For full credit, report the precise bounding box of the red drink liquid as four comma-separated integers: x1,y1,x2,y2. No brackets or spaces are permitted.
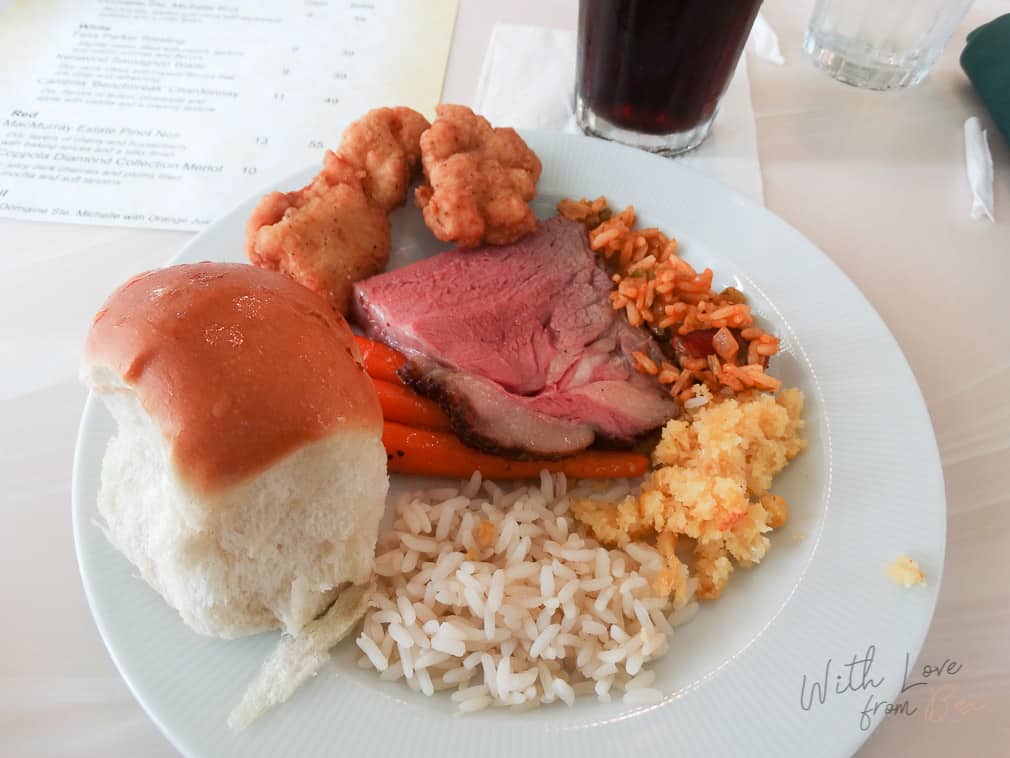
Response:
576,0,763,152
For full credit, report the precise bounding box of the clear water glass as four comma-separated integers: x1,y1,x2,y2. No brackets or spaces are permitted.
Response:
804,0,976,90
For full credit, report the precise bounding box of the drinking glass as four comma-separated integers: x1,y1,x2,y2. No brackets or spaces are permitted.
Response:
804,0,976,90
575,0,764,156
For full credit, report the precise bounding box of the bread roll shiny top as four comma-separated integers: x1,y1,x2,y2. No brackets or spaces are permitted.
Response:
84,262,381,495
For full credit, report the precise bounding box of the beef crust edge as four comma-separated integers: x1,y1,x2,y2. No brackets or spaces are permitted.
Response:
398,362,650,461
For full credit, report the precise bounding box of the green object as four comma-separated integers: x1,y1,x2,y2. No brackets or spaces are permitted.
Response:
961,13,1010,149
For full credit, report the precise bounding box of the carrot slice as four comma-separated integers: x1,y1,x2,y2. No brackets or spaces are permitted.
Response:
373,379,451,430
382,422,649,480
354,335,407,383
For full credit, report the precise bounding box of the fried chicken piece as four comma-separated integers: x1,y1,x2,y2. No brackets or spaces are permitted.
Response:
339,106,430,212
415,105,542,247
246,107,429,312
247,151,390,314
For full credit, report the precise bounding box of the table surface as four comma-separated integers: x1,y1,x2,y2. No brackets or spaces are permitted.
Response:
2,1,1008,756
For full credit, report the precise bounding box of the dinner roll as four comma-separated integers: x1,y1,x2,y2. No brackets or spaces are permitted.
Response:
83,262,387,639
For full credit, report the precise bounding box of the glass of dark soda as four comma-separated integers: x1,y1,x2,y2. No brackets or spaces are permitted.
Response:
576,0,764,155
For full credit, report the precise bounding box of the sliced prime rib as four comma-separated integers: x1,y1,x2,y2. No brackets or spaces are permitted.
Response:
352,216,678,458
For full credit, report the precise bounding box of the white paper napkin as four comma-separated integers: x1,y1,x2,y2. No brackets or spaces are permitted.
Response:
749,13,785,65
472,24,765,206
963,116,995,222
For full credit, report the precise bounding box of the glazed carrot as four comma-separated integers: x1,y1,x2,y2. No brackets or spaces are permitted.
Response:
373,379,452,430
382,422,649,480
353,335,407,383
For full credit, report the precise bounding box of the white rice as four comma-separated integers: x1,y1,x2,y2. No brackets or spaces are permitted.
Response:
682,395,710,410
358,472,698,712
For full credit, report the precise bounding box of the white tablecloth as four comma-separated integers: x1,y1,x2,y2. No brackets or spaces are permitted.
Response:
2,0,1008,755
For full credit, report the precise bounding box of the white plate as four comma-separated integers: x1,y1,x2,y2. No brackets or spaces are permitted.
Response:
73,132,945,758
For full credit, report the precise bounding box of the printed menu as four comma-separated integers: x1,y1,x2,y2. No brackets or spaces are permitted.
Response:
0,0,457,230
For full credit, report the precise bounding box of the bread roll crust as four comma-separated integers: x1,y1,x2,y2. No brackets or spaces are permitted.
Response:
84,262,381,496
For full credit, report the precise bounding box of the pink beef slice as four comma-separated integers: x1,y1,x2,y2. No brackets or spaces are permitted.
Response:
352,216,677,457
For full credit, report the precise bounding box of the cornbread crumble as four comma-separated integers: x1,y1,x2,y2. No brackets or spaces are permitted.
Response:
573,387,806,602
